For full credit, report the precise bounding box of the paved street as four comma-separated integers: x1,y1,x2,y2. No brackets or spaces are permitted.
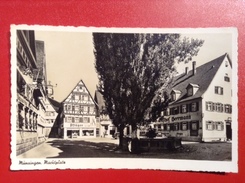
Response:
17,138,232,161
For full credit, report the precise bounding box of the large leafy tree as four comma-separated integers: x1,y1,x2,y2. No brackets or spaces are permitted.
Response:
93,33,204,148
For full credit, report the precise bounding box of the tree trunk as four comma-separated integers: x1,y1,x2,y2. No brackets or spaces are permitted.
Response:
118,125,125,150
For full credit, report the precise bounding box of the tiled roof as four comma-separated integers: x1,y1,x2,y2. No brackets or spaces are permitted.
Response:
48,97,61,112
170,53,229,104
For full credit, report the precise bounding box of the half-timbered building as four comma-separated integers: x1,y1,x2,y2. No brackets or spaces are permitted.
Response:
60,80,98,139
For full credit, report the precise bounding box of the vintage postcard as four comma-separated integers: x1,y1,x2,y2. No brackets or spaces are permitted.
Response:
10,25,238,172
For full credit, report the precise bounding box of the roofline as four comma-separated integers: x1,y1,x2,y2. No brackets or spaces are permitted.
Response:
60,79,98,107
169,97,202,106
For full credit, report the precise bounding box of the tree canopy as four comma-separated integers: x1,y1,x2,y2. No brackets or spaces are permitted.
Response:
93,33,204,132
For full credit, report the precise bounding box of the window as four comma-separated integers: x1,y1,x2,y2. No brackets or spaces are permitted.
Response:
72,117,75,123
182,122,187,130
80,105,84,112
174,123,179,131
84,117,90,123
171,93,176,101
215,86,223,95
88,107,90,113
215,122,224,131
71,94,75,100
206,121,214,130
191,102,198,112
187,88,193,96
167,124,170,131
75,117,79,123
72,105,75,111
224,76,230,82
79,117,83,123
224,104,232,113
206,102,213,111
67,117,71,122
216,103,223,112
173,107,179,115
191,122,197,130
181,105,187,113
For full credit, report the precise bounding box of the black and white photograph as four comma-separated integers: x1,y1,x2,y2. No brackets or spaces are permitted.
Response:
11,25,238,172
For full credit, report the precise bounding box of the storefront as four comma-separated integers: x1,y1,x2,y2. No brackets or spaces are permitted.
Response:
63,122,96,139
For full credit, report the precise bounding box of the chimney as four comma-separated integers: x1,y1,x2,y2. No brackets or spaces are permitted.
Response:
185,67,189,75
192,61,196,75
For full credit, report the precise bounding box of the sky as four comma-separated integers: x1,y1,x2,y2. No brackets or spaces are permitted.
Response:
35,29,234,102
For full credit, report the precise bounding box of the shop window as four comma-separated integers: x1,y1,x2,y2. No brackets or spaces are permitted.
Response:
206,101,213,111
206,121,214,130
215,86,223,95
82,130,94,136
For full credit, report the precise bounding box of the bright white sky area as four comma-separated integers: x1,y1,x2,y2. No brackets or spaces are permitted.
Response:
35,29,233,102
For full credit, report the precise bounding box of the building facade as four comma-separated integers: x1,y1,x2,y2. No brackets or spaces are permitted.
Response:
59,80,98,139
16,30,58,155
160,53,232,142
94,90,116,138
16,30,43,155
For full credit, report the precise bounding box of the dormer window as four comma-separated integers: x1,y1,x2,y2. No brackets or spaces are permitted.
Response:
187,87,193,96
186,83,199,97
170,90,181,101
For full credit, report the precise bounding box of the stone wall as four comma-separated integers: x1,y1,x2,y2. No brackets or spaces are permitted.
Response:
16,131,38,156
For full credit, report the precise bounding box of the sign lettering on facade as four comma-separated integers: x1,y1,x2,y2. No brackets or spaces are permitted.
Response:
172,115,191,122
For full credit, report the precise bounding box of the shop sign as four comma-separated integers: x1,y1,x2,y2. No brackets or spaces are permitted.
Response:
64,123,95,128
172,115,191,122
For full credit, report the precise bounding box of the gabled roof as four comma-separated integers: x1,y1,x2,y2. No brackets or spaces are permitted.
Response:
170,53,229,104
61,79,98,107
